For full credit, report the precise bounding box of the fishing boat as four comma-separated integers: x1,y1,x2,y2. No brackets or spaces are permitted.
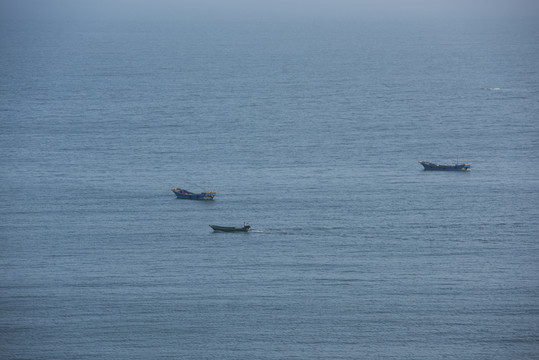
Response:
171,187,216,200
209,223,251,232
419,160,471,171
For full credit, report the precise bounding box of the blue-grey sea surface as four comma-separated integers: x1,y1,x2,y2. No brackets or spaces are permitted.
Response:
1,16,538,359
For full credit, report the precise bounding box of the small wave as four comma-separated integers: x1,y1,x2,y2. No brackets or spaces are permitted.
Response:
483,87,502,91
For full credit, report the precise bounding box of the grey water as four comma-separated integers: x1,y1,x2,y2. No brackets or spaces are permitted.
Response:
1,16,538,359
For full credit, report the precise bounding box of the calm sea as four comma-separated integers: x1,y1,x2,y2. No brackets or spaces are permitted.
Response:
1,17,538,359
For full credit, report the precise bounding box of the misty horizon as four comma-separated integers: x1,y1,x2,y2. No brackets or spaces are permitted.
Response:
2,0,539,24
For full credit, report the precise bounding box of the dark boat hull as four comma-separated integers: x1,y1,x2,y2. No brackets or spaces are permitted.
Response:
172,188,216,200
419,161,470,171
210,225,250,232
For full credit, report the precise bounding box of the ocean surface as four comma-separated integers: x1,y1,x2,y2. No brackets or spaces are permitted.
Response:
1,16,538,359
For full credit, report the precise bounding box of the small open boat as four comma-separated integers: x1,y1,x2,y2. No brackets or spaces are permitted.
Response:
419,160,471,171
172,187,216,200
210,223,250,232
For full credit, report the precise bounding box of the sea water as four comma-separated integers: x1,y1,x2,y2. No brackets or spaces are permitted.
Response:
1,17,538,359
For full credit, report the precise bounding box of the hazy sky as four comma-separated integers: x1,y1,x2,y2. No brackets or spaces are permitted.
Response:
2,0,539,23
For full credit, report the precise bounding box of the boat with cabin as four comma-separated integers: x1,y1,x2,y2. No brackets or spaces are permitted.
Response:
171,187,216,200
419,160,471,171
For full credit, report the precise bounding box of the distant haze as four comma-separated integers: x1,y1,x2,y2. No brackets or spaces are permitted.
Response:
2,0,539,22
